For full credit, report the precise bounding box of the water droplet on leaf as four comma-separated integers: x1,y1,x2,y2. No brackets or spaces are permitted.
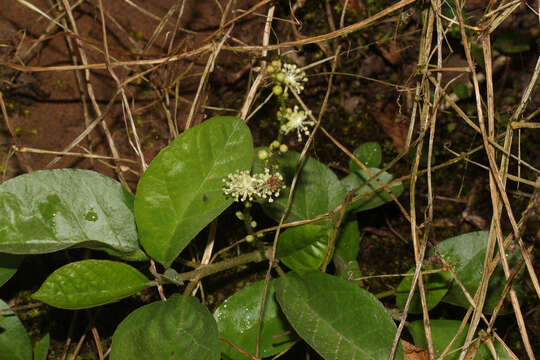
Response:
38,195,61,228
85,211,98,222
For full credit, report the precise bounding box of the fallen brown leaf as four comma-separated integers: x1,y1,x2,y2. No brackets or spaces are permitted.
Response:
370,101,409,152
403,339,429,360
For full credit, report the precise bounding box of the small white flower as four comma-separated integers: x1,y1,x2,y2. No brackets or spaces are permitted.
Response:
279,63,307,93
256,168,284,203
223,168,284,203
222,170,259,202
280,106,314,141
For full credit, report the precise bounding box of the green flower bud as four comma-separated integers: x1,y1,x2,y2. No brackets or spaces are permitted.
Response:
266,65,275,73
235,211,245,220
270,140,280,150
273,85,283,96
250,221,257,228
275,72,285,82
245,235,255,243
257,233,264,238
245,202,252,208
271,59,282,69
258,149,269,160
279,144,288,153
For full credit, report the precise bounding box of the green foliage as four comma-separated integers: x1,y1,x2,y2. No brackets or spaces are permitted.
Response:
274,271,404,360
33,333,49,360
135,116,253,267
0,253,23,287
7,115,522,360
333,219,362,284
32,260,152,309
341,168,404,212
0,298,32,360
436,231,524,314
395,231,524,317
277,224,330,271
214,280,295,360
395,266,452,314
253,150,346,223
110,295,220,360
408,320,513,359
452,82,469,100
349,142,382,171
0,169,143,259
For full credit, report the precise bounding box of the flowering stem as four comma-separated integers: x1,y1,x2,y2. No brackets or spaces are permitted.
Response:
277,97,287,143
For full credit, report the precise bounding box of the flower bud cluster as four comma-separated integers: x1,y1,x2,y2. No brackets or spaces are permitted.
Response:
223,168,285,203
257,141,288,163
267,60,307,95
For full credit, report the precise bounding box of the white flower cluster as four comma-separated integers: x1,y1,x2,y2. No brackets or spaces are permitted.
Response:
280,106,314,141
280,63,308,93
268,60,308,94
223,168,284,203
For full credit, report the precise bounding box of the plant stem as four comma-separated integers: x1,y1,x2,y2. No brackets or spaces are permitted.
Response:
178,250,267,282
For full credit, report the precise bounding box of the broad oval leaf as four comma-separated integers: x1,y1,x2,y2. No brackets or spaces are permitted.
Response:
0,169,142,259
274,271,403,360
395,266,452,314
32,260,152,309
135,116,253,266
0,298,32,360
0,253,23,287
437,231,524,314
341,168,403,212
349,142,382,172
111,295,220,360
214,280,295,360
277,224,329,271
408,319,513,360
253,151,346,223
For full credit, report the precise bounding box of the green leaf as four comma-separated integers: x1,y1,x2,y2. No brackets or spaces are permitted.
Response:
214,280,295,360
0,169,142,259
253,151,346,223
0,253,23,287
333,219,362,284
395,266,452,314
349,142,382,171
335,258,363,286
437,231,524,314
33,333,49,360
32,260,152,309
341,168,403,212
334,219,360,262
274,271,403,360
494,30,530,54
135,116,253,266
0,298,32,360
111,295,220,360
408,319,513,360
452,82,469,100
277,224,329,271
